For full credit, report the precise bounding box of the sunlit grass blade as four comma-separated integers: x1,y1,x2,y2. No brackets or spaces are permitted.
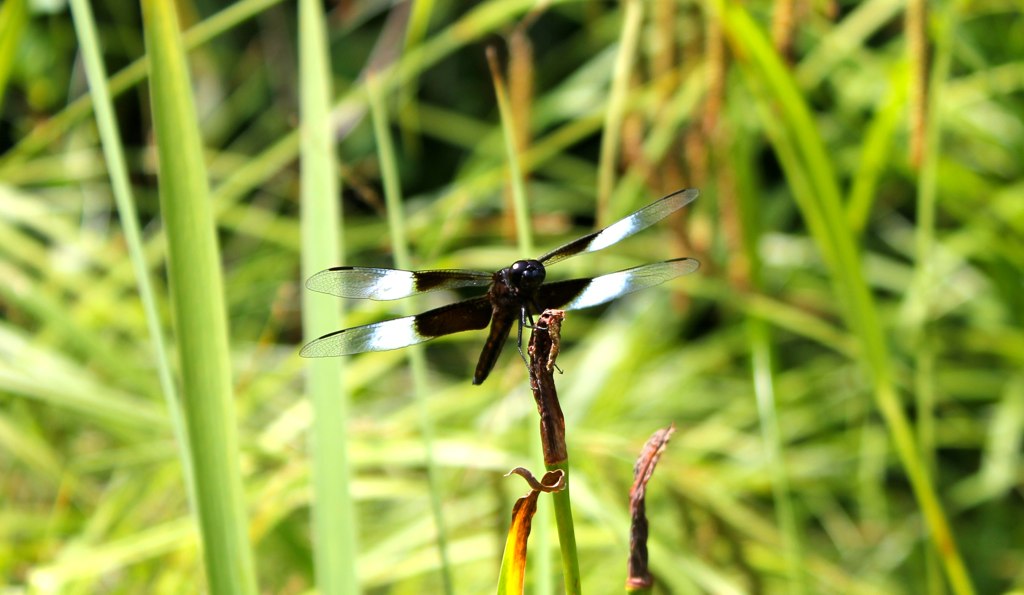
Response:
367,73,454,595
846,66,907,236
905,0,960,589
298,0,360,592
27,518,195,588
397,0,435,151
139,0,257,592
596,0,643,221
486,46,534,255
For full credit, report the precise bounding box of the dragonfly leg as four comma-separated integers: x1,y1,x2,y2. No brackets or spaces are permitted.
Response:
515,307,530,367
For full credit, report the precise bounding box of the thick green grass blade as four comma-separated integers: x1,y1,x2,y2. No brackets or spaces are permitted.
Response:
298,0,360,593
139,1,258,592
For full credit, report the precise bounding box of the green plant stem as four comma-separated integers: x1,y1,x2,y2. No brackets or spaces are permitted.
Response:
487,45,569,593
547,460,581,595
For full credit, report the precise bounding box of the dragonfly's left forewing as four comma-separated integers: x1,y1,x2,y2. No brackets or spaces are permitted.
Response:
305,266,492,300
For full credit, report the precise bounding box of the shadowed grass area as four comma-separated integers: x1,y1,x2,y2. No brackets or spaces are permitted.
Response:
1,1,1022,593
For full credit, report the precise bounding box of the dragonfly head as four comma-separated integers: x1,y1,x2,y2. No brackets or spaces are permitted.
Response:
508,259,546,295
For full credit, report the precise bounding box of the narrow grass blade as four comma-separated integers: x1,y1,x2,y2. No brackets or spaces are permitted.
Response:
486,46,534,255
596,0,643,222
299,0,360,592
846,67,907,236
733,119,807,592
367,73,454,595
69,0,196,518
905,0,961,589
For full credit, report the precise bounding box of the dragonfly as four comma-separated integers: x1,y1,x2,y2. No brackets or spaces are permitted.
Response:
301,188,700,384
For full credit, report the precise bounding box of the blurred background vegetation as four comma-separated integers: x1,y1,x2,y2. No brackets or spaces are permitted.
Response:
1,0,1022,593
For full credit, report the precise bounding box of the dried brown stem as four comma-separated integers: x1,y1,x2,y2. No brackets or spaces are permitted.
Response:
527,309,567,465
626,424,676,591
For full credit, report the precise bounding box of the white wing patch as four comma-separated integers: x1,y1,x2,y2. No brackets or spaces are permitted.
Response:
561,259,699,311
368,272,416,300
563,271,630,310
300,315,425,357
305,268,415,300
587,218,636,252
366,316,422,350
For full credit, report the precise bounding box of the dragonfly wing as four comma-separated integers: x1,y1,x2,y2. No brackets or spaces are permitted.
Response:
534,258,700,312
306,267,492,300
300,296,494,357
538,189,698,265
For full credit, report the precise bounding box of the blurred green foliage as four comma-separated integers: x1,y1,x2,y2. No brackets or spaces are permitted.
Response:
1,0,1022,593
